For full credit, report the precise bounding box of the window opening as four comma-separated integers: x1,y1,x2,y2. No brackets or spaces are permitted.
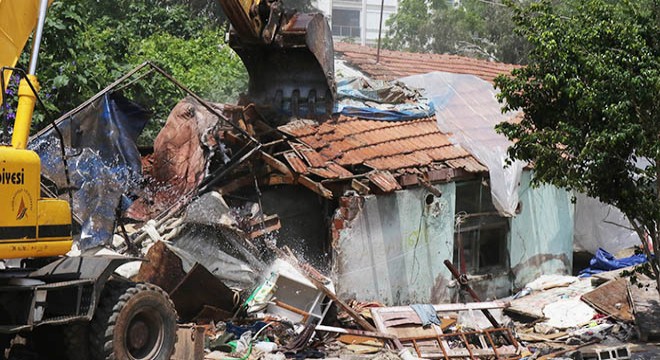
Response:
332,9,361,38
453,178,508,274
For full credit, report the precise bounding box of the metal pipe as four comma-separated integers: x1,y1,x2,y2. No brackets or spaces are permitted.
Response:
28,0,50,75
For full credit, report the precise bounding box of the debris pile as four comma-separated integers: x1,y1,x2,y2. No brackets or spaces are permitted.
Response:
31,65,659,359
504,251,660,359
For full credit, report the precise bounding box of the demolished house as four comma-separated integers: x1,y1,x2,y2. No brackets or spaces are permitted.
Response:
26,46,660,359
32,46,576,305
326,43,574,304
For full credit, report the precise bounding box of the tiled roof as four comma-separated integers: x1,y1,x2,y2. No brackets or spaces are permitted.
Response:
279,116,486,181
335,42,518,84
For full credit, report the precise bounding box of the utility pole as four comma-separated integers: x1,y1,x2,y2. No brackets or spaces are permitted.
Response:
376,0,385,63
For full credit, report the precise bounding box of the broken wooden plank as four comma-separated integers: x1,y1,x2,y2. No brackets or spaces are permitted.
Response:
371,301,509,314
444,260,505,330
537,340,599,360
315,325,395,340
351,179,370,195
298,174,334,199
397,328,520,359
260,150,333,198
590,265,637,286
248,214,281,239
260,151,293,177
382,316,455,329
581,278,634,322
370,305,449,354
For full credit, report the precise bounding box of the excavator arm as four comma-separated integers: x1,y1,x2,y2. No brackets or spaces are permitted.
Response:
0,0,51,99
0,0,72,259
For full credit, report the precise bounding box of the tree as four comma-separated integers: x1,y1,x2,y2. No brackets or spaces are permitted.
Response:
125,28,247,143
384,0,531,64
16,0,246,131
495,0,660,291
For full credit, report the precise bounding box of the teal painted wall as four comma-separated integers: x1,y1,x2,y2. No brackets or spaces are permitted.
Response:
335,184,456,305
334,171,574,304
509,171,574,288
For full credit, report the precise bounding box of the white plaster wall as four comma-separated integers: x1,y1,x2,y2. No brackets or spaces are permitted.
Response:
335,184,456,305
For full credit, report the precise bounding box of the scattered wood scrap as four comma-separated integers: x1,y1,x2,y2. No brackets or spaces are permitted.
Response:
370,302,518,359
581,278,633,322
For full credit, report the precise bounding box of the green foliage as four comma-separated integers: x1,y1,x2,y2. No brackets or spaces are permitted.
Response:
384,0,530,64
125,28,247,144
384,0,432,53
28,0,247,135
495,0,660,285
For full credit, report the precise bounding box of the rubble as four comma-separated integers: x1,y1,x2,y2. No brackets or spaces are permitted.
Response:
31,56,660,360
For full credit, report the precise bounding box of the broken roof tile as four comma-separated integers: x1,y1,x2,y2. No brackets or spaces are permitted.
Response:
427,146,470,161
364,151,434,171
283,151,309,174
327,162,353,177
291,143,327,168
278,119,319,137
446,157,488,173
298,135,328,149
283,117,485,183
309,167,340,179
335,42,519,84
368,171,402,192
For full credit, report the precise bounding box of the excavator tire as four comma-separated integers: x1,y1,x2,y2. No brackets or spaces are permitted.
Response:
89,281,177,360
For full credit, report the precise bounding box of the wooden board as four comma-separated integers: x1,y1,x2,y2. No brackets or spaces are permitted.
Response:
581,278,634,322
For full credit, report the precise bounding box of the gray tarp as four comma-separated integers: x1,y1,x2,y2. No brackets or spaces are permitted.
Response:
30,93,149,249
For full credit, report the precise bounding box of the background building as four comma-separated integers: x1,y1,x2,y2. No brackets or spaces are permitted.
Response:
313,0,398,46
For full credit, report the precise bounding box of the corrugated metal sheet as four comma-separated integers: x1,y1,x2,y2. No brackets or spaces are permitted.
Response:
335,43,518,84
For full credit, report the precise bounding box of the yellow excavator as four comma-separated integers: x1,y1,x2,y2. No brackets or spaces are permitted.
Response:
0,0,334,358
1,2,178,358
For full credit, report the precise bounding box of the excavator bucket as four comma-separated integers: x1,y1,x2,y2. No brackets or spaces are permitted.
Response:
222,5,336,120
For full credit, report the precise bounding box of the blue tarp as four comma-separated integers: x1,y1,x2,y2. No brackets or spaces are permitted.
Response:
578,248,648,277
